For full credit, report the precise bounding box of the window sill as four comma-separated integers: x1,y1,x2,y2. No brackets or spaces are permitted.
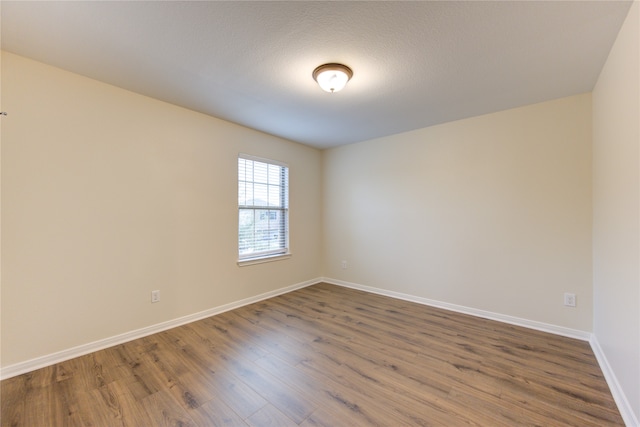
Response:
237,253,291,267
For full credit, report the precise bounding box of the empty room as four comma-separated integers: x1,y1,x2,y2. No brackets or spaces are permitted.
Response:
1,1,639,426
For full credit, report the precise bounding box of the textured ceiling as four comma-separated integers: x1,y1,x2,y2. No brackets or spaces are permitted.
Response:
1,1,633,149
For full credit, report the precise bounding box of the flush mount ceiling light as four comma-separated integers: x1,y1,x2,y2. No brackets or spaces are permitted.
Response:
312,63,353,93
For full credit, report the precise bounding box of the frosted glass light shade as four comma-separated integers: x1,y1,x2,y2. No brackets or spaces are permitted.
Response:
313,63,353,93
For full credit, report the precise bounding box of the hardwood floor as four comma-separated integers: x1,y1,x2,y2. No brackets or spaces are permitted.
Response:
1,283,624,426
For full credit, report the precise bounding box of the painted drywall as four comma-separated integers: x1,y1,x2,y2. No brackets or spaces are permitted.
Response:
592,1,640,422
323,94,593,331
0,52,322,367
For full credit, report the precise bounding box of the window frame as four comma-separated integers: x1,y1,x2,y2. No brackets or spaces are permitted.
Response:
237,154,290,266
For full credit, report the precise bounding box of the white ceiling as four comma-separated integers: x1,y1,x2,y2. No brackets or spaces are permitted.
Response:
1,1,633,149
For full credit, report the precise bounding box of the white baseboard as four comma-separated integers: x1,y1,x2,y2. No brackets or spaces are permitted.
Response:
0,278,321,380
4,276,635,427
590,335,639,427
321,277,591,341
322,278,640,425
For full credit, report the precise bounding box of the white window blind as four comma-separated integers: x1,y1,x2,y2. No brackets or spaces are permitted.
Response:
238,155,289,260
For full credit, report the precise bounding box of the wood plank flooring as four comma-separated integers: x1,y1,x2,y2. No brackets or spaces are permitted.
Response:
1,283,624,426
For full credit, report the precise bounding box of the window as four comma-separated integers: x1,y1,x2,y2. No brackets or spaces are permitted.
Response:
238,155,289,262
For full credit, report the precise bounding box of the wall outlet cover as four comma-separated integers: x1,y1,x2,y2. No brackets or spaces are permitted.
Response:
564,293,576,307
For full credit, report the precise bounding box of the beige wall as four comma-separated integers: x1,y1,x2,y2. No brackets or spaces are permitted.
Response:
1,52,322,366
323,94,593,331
2,17,637,422
592,1,640,422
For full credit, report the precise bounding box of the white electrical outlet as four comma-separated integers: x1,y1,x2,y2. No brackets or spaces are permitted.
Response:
341,260,348,269
564,293,576,307
151,290,160,303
